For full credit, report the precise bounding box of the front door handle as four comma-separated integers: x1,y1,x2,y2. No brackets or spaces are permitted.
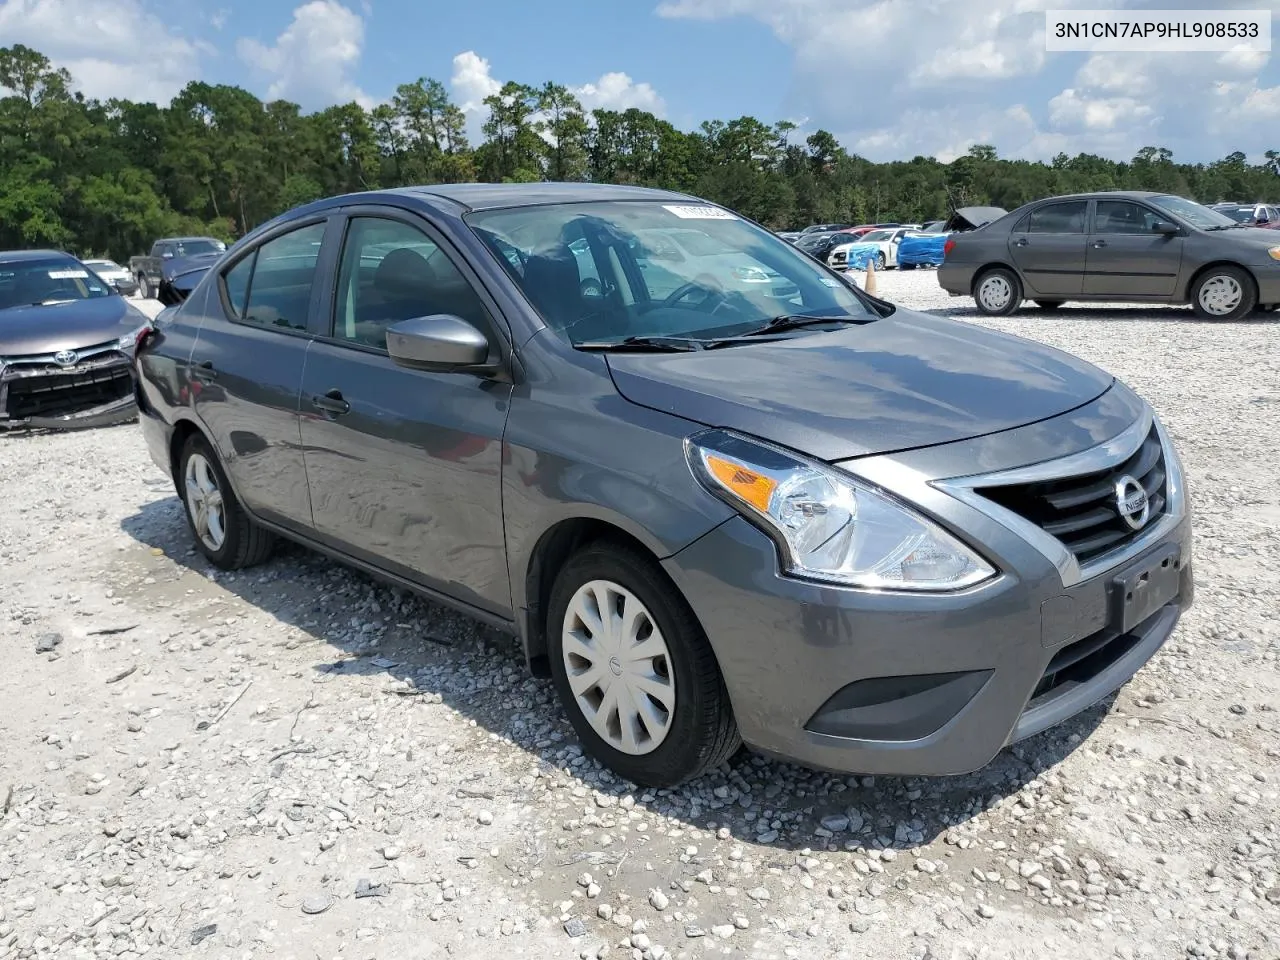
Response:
311,389,350,417
1014,237,1028,247
1092,239,1108,248
191,360,217,382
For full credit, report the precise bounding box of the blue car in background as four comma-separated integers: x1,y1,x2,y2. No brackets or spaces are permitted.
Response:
897,233,949,269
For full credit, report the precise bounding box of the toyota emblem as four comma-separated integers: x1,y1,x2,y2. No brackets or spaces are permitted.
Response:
53,349,78,367
1113,474,1150,531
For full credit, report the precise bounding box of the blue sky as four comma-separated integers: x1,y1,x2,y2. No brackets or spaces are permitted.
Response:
2,0,1279,163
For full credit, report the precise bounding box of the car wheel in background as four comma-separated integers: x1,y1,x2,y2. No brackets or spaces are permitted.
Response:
178,433,275,570
1034,300,1064,311
1191,265,1257,321
875,253,887,271
138,274,152,299
973,267,1022,316
547,541,740,787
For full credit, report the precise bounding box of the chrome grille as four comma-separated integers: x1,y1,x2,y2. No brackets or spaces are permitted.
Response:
976,424,1168,565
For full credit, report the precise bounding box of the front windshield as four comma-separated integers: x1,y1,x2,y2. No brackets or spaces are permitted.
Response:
0,259,113,312
1149,195,1236,229
468,201,875,344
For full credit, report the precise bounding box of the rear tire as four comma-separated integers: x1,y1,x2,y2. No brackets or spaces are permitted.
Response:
138,274,153,299
1191,265,1257,321
178,434,275,570
547,542,740,787
1034,300,1064,311
973,267,1022,316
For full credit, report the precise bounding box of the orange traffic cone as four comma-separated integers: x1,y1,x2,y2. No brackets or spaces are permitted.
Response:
864,255,878,296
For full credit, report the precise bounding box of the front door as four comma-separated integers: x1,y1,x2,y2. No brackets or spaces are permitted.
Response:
1083,199,1183,298
298,212,513,616
1008,199,1088,297
189,219,331,532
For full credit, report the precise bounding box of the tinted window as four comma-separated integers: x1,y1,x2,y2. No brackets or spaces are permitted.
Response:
222,253,254,318
240,222,326,331
1093,200,1161,235
333,217,492,350
1027,201,1087,234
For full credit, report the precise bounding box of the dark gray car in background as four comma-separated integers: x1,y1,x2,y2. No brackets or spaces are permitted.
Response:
134,183,1193,787
2,249,152,429
939,190,1280,320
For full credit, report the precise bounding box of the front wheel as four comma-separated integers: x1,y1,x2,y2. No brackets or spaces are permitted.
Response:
179,434,275,570
547,542,740,787
1191,266,1257,321
974,267,1022,316
875,253,886,271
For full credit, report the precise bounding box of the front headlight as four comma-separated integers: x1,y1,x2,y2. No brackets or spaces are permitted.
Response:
686,429,995,591
1267,246,1280,261
118,323,152,353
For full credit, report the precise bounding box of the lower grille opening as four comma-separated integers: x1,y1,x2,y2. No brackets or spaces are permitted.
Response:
4,361,133,420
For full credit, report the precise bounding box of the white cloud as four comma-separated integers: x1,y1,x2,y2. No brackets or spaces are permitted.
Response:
449,50,668,143
656,0,1280,162
573,72,665,114
236,0,371,109
0,0,204,103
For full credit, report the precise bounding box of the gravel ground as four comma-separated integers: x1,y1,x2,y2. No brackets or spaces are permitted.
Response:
1,276,1278,960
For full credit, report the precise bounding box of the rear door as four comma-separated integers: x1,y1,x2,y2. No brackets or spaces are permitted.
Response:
1082,199,1182,298
298,208,513,616
188,217,335,533
1007,200,1088,296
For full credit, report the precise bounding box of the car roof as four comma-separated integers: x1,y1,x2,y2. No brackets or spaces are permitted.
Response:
392,182,699,212
0,249,75,263
158,236,222,243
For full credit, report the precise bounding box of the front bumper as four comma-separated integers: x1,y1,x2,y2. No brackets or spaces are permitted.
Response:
662,399,1193,777
665,514,1191,777
0,355,138,430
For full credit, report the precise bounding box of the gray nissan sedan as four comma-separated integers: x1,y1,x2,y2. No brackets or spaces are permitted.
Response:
134,183,1193,787
939,190,1280,320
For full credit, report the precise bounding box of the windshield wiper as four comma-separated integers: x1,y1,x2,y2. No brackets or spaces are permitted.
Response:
576,335,704,353
1205,223,1248,231
732,314,869,338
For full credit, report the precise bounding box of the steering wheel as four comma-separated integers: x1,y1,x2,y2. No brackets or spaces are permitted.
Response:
580,278,603,298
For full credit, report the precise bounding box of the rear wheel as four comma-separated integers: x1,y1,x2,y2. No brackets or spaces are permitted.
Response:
974,267,1022,316
547,542,740,787
1191,265,1256,321
1034,300,1064,311
138,274,152,299
178,434,275,570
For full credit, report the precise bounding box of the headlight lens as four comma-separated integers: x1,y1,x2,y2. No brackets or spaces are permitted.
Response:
1268,246,1280,261
686,429,995,591
118,323,152,353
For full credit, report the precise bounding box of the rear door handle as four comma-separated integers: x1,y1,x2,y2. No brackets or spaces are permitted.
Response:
1092,239,1108,248
191,360,217,382
311,389,350,417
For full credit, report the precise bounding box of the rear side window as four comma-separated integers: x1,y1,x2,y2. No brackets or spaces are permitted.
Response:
1027,201,1087,234
222,222,326,332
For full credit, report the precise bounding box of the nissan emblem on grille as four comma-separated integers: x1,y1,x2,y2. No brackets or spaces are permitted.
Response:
53,350,78,367
1114,474,1150,531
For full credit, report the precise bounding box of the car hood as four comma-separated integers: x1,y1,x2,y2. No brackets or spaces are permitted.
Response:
0,296,149,356
605,309,1115,461
162,251,223,280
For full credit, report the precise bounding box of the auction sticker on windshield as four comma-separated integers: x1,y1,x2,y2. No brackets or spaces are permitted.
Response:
663,205,737,220
48,269,88,279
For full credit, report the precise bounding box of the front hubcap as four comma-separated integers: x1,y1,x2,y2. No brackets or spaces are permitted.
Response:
561,579,675,755
978,274,1012,311
1198,275,1242,316
184,453,226,551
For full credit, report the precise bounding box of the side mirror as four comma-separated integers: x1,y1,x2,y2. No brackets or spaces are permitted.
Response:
387,314,490,372
1152,221,1179,236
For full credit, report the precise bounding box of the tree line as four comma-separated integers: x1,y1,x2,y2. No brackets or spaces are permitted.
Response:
3,43,1279,263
